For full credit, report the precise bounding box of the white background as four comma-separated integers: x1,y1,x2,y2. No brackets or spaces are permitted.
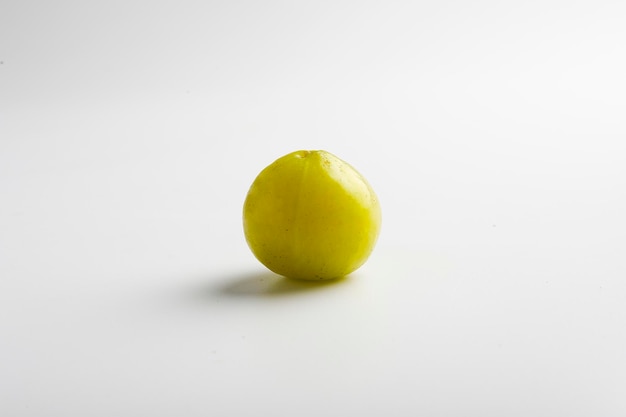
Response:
1,1,625,415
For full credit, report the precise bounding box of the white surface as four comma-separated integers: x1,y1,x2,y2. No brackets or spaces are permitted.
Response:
1,1,626,415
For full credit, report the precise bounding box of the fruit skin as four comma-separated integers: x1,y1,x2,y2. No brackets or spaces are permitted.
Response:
243,150,381,280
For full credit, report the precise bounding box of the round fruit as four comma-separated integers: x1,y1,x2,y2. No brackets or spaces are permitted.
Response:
243,150,381,280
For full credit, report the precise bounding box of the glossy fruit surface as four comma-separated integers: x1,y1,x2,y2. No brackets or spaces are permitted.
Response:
243,150,381,280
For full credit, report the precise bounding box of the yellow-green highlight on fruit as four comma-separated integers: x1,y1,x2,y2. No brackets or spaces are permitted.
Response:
243,150,381,280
